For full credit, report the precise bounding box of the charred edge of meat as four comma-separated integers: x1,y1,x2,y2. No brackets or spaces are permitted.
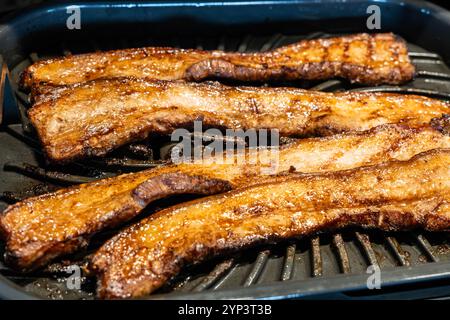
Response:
20,33,415,89
28,76,450,164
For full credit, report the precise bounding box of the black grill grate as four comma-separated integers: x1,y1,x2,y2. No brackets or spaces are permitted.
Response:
1,32,450,299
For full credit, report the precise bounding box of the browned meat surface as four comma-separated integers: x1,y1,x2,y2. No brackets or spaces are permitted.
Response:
1,119,449,271
92,149,450,299
28,78,449,163
20,33,414,89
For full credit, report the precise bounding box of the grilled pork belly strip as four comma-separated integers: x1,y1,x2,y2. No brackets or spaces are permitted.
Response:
28,78,449,163
1,120,449,271
20,33,414,89
92,149,450,299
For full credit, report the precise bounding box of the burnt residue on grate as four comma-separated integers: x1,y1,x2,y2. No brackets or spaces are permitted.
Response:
1,32,450,300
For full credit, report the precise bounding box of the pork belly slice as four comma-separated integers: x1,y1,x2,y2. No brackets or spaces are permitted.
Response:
21,33,414,89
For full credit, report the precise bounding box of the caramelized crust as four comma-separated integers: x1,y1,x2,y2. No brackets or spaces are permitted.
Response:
20,33,414,89
1,120,449,271
28,78,449,163
92,149,450,299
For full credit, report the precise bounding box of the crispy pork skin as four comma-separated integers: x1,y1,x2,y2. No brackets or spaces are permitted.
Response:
28,78,449,163
21,33,414,89
1,120,449,271
92,149,450,299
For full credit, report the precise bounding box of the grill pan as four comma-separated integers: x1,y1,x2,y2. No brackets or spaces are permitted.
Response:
2,0,450,300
